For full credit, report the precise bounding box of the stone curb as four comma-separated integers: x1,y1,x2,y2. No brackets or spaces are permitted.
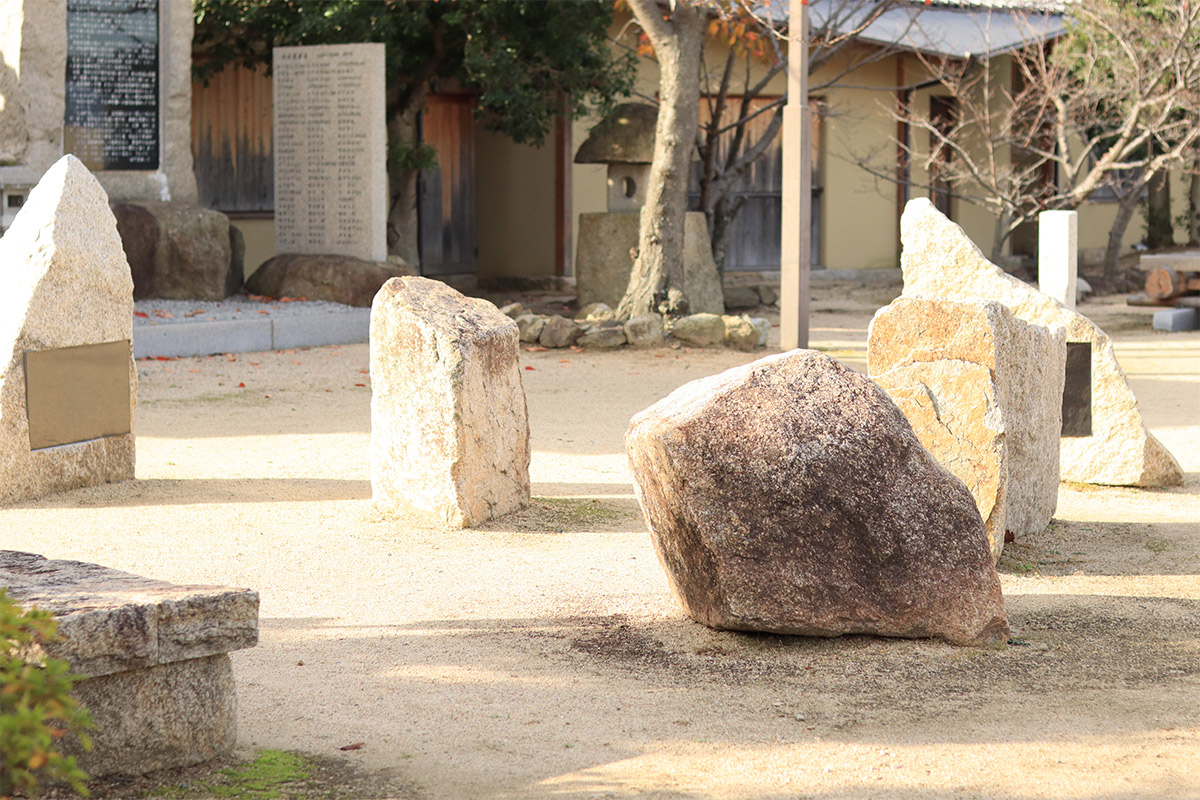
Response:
132,309,372,358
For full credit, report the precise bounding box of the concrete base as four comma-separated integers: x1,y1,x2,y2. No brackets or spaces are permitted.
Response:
1152,307,1199,332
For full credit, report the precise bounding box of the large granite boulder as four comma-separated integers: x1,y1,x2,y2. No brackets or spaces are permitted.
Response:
113,201,241,300
869,298,1066,559
370,277,530,527
901,199,1182,487
626,350,1009,647
575,211,724,315
0,155,136,504
246,253,415,307
1,550,258,776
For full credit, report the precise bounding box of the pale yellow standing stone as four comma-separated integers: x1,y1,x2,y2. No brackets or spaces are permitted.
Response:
370,276,530,527
900,199,1182,487
869,298,1066,559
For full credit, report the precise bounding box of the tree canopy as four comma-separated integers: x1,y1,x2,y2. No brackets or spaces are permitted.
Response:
193,0,635,146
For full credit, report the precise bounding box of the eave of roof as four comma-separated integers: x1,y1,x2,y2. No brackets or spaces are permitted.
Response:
766,1,1070,59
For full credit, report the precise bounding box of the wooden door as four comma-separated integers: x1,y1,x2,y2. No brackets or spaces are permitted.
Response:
191,63,274,213
419,94,477,275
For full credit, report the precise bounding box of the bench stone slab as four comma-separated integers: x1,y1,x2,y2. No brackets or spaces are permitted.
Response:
1,551,258,776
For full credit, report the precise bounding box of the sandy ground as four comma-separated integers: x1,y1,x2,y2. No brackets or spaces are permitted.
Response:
3,282,1200,800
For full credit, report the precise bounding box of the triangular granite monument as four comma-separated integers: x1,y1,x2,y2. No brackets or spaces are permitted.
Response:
0,155,136,503
900,199,1181,487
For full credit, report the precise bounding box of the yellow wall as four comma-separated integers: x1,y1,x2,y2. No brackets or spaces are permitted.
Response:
231,217,275,280
475,128,558,279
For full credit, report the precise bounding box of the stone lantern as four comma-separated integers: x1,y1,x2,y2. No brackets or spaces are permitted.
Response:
574,103,657,213
573,104,724,314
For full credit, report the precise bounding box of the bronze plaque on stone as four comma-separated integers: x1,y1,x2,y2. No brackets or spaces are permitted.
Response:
1061,341,1092,438
24,341,131,450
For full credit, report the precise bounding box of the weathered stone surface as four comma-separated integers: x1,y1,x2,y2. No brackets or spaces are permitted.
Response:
576,302,616,323
901,199,1183,487
0,155,136,504
755,285,779,306
578,321,627,349
624,314,664,348
498,302,525,319
68,654,237,777
539,315,584,349
1,550,257,777
113,201,240,301
626,350,1008,647
574,103,658,164
750,316,772,347
0,551,259,678
671,313,726,347
370,277,530,527
247,253,415,307
514,314,546,343
869,298,1066,557
575,212,724,315
723,286,760,311
722,314,762,351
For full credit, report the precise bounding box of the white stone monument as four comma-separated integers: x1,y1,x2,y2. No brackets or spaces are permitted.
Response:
1039,210,1078,309
273,43,387,262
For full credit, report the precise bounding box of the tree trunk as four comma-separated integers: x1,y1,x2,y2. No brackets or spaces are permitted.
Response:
989,211,1012,265
1146,170,1174,249
617,0,705,319
1188,159,1200,247
386,96,423,269
1104,187,1143,276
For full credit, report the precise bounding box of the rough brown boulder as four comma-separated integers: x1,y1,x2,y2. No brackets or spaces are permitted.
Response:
246,253,416,307
113,201,241,300
626,350,1009,647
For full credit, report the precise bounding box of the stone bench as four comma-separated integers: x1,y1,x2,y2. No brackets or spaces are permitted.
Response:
1,550,258,776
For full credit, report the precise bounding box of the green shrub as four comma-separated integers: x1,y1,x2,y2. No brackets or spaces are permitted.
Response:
0,589,92,798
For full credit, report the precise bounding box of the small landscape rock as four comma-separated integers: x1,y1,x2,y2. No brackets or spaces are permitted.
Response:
578,321,627,349
498,302,525,319
671,313,726,347
723,286,760,311
755,285,779,306
624,314,664,348
539,315,584,348
576,301,616,323
722,315,761,351
749,316,771,347
515,314,546,343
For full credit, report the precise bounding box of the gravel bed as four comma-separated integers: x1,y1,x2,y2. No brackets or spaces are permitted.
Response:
133,293,363,326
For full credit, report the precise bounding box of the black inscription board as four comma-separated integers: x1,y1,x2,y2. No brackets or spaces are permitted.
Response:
1061,341,1093,438
64,0,159,171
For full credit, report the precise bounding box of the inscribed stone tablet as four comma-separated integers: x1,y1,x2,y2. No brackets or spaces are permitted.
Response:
64,0,160,171
24,341,133,450
273,44,387,262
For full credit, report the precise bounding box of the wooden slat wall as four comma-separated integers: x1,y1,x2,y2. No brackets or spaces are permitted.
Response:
192,64,274,213
693,96,824,271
